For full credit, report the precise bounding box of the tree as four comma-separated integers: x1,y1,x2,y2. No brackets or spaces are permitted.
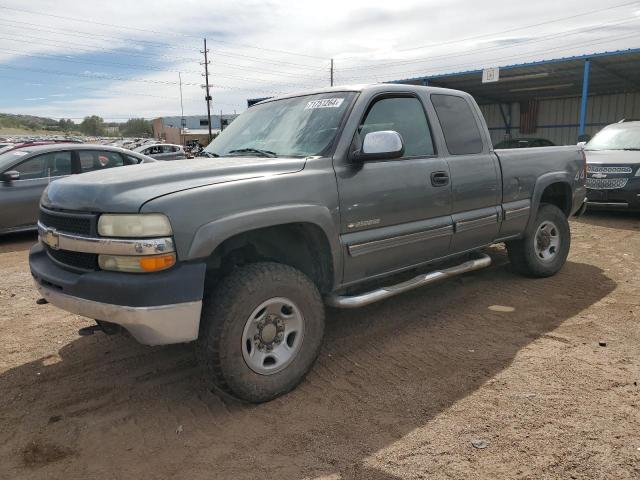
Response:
119,118,153,137
79,115,105,136
58,118,76,132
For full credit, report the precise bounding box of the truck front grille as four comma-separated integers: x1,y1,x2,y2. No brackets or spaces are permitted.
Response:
39,208,96,236
586,178,628,190
46,246,99,272
587,166,633,174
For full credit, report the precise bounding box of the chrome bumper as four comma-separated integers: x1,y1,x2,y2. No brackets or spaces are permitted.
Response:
35,281,202,345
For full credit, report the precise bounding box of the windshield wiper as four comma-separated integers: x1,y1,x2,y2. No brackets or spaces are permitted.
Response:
200,151,219,158
226,148,277,158
622,148,640,151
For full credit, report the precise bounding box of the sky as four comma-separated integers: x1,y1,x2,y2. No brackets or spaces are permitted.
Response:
0,0,639,122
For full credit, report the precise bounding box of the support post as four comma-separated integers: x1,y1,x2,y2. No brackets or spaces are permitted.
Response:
421,78,429,86
330,58,334,87
498,103,511,136
578,59,591,139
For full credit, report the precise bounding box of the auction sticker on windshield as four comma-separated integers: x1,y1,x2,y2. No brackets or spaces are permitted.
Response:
305,98,345,110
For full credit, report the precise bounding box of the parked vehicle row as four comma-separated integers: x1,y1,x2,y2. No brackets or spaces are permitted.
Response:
30,84,586,403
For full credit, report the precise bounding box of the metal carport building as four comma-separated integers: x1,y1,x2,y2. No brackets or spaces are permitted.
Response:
392,48,640,146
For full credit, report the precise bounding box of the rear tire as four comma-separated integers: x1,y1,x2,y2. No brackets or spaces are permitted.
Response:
506,203,570,278
197,262,325,403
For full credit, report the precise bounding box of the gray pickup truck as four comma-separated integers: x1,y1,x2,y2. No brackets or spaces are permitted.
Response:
29,84,586,402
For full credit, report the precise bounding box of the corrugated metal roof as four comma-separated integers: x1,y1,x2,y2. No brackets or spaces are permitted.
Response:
391,48,640,104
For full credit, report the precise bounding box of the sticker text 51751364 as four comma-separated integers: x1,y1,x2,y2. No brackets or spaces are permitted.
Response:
305,98,345,110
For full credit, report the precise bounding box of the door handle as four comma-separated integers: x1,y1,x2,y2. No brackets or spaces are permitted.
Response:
430,171,449,187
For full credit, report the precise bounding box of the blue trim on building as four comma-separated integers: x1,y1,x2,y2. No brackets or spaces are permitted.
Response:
388,48,640,85
578,60,591,137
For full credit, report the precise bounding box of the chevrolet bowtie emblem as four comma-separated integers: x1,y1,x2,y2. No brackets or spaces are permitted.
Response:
591,173,607,179
44,228,60,250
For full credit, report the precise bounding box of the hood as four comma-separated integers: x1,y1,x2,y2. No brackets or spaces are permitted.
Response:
585,149,640,166
42,156,306,212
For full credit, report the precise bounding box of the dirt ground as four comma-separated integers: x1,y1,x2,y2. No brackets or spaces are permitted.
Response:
0,211,639,480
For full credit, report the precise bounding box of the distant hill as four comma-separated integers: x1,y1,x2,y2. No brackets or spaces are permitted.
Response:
0,113,61,131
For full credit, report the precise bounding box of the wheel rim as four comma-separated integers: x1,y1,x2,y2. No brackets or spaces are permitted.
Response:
534,220,561,262
241,297,305,375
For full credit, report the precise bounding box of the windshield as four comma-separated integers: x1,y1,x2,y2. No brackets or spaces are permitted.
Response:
204,92,357,158
585,124,640,151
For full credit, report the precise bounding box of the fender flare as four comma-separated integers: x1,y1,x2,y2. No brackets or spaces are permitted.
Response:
187,204,342,288
526,172,573,233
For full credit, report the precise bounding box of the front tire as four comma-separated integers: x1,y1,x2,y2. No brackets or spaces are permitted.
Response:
197,262,325,403
506,203,571,278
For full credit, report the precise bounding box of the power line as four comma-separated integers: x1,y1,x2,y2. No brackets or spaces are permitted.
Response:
0,47,203,75
337,16,640,72
0,48,322,89
0,74,179,99
0,64,290,95
0,3,327,60
0,28,202,62
338,0,640,60
0,34,328,82
0,18,330,71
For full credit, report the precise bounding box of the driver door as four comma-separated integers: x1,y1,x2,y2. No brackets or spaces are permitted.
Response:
335,95,453,285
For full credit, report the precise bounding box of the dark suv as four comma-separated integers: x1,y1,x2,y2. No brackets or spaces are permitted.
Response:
584,120,640,212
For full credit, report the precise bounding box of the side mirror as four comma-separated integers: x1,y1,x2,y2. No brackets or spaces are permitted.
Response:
1,170,19,182
353,130,404,161
577,141,586,149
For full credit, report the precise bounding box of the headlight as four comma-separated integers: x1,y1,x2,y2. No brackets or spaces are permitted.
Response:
99,253,176,273
98,214,172,237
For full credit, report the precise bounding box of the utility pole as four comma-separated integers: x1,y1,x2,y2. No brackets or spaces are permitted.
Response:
201,38,213,142
330,58,334,87
179,72,185,146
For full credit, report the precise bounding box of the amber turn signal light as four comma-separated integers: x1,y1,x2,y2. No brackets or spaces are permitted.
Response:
139,254,176,272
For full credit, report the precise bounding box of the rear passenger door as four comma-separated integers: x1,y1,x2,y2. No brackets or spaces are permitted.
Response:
336,94,453,284
430,94,501,253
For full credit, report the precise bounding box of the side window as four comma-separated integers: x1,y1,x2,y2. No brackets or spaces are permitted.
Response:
13,152,72,179
125,154,141,164
12,156,48,180
162,145,174,153
78,151,124,173
360,97,434,157
49,151,72,176
431,94,484,155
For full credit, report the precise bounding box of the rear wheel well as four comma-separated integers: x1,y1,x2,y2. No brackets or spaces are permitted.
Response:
204,223,334,294
539,182,572,216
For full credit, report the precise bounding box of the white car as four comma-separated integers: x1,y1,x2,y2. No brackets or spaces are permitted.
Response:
133,143,186,161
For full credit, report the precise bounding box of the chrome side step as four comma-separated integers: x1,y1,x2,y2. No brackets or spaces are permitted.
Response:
325,253,492,309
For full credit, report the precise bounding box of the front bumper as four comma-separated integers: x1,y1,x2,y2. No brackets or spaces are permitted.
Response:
30,244,206,345
586,178,640,211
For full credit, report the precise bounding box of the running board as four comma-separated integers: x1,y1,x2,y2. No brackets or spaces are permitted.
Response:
325,253,492,309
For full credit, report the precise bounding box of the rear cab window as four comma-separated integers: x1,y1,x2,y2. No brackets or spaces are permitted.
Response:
431,94,484,155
